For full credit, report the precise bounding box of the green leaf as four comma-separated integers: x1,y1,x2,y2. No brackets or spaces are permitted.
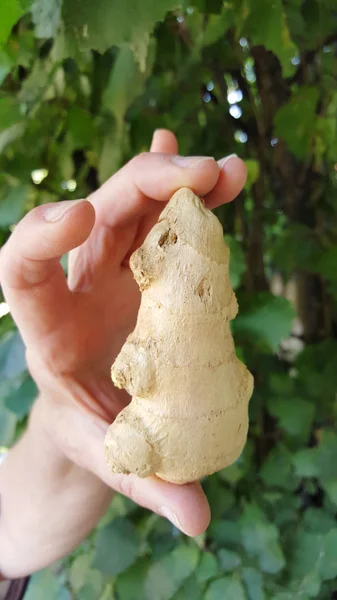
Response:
0,49,13,85
81,574,104,599
0,185,28,227
0,403,17,446
20,0,34,11
292,448,319,478
70,554,92,592
244,160,260,191
196,552,219,583
217,549,241,572
98,125,126,184
58,587,72,600
103,46,148,123
205,577,247,600
62,0,178,66
290,531,323,597
240,0,297,76
270,224,321,276
92,517,139,575
267,397,315,439
17,59,52,108
317,529,337,581
315,431,337,481
274,87,319,159
173,575,203,600
80,579,105,600
10,29,36,67
321,479,337,507
272,594,302,600
67,106,94,149
242,568,265,600
115,558,151,600
31,0,61,38
225,235,246,290
0,0,23,47
260,444,296,490
0,122,25,153
0,331,26,380
145,544,199,600
239,504,285,574
202,8,234,47
24,568,58,600
234,293,295,351
205,475,235,519
218,462,245,485
315,245,337,284
4,375,37,419
208,520,241,547
302,508,337,535
0,97,22,130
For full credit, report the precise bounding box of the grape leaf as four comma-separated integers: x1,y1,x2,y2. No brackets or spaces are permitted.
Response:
92,518,139,575
239,504,285,574
62,0,178,67
290,530,323,597
267,397,315,439
0,0,23,47
0,97,22,131
234,293,295,351
239,0,297,76
0,404,17,446
0,185,28,227
317,529,337,581
115,558,151,600
0,331,26,380
0,49,13,85
217,548,241,572
205,577,247,600
24,569,58,600
196,552,219,583
274,87,319,159
4,376,37,419
225,235,246,290
145,544,199,600
242,567,265,600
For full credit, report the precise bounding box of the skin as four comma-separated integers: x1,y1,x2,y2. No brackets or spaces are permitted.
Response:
0,130,247,578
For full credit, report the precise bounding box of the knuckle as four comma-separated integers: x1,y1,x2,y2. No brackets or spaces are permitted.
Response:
117,474,139,504
131,152,151,169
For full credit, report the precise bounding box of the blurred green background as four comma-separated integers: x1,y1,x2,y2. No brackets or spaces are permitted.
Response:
1,1,337,598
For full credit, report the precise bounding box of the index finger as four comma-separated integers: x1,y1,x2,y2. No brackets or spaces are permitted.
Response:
89,152,221,228
89,151,247,231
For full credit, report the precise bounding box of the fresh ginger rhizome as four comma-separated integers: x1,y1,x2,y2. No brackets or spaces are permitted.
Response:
105,188,253,484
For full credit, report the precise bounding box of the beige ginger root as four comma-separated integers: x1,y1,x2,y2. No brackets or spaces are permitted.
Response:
105,188,254,484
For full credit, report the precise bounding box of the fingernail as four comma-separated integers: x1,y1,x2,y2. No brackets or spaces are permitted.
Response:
171,155,215,168
158,505,184,532
43,200,81,223
218,154,238,168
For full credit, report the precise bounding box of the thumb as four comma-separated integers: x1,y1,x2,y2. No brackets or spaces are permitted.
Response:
0,200,95,345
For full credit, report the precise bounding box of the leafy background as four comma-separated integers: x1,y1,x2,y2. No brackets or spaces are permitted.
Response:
0,0,337,598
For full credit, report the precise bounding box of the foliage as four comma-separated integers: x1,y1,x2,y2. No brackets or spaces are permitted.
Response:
0,0,337,598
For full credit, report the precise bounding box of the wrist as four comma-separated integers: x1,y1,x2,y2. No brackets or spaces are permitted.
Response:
0,395,112,578
27,395,72,467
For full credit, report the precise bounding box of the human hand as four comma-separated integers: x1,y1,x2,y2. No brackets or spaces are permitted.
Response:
0,130,246,537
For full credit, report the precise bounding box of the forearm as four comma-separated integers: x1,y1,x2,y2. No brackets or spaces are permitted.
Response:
0,398,113,579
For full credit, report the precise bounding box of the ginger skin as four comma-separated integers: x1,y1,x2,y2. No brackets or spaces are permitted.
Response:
105,188,254,484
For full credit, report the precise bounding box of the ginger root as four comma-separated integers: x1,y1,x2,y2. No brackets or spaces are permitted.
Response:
105,188,253,484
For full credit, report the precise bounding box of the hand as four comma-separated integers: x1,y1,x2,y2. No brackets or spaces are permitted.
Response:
0,130,246,543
